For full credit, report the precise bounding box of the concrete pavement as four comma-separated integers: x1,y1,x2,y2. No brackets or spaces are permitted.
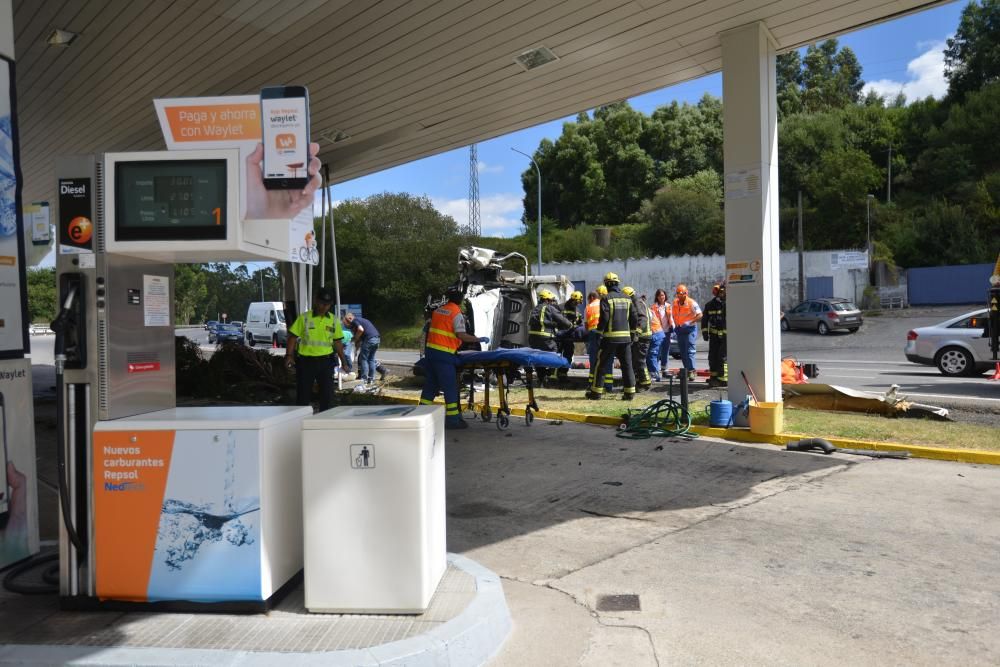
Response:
442,419,1000,666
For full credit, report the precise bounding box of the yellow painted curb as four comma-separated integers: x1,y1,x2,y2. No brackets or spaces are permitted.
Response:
376,393,1000,466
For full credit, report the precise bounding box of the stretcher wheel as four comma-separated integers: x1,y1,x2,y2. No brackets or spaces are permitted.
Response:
525,409,534,426
497,413,510,430
481,408,492,423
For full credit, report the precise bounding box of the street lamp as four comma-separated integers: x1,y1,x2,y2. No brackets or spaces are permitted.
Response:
511,147,542,273
866,194,875,259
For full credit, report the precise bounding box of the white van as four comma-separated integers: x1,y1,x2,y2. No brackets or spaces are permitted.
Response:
245,301,288,347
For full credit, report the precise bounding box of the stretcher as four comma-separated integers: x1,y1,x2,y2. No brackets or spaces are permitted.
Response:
456,349,569,429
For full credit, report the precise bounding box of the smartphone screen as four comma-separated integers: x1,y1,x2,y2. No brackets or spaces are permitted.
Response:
0,392,9,522
260,86,310,190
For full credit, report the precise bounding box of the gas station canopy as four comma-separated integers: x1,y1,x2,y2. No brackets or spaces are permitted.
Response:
14,0,945,205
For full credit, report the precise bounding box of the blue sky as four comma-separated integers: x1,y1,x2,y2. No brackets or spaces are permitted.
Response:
324,0,966,238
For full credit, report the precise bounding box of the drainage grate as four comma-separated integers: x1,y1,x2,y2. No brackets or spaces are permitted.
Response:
596,594,641,612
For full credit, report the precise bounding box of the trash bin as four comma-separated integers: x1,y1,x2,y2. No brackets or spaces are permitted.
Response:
301,405,446,614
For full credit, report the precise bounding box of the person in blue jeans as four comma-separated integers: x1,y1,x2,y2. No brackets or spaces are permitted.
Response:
343,312,383,387
671,284,703,380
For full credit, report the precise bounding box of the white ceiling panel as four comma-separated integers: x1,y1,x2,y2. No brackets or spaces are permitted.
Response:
12,0,948,205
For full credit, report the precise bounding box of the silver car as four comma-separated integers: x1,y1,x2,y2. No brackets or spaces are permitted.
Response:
780,298,863,335
905,308,994,377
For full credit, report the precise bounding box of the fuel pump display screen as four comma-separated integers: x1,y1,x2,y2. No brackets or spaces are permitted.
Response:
115,160,227,240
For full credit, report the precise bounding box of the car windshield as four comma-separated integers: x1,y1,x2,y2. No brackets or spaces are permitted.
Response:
217,324,240,332
831,302,858,312
275,310,285,323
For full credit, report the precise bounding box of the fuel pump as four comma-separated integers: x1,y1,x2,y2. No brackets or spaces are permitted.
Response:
50,150,315,611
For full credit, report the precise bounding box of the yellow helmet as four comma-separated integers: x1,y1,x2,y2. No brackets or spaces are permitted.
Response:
604,271,619,283
538,289,555,301
622,286,635,297
570,290,583,301
596,285,608,296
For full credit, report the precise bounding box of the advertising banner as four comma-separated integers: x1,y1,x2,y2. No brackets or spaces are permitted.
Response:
57,178,93,254
0,358,40,569
153,96,318,265
0,56,29,357
94,427,262,602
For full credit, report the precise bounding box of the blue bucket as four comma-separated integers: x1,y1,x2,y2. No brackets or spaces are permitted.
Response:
709,399,733,427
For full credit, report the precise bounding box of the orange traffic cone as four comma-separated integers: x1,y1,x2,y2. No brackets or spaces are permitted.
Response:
272,338,278,349
990,362,1000,381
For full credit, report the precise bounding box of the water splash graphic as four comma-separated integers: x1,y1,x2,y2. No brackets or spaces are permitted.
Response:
156,430,259,571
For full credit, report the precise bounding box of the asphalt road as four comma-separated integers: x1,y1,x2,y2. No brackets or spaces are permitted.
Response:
25,306,1000,412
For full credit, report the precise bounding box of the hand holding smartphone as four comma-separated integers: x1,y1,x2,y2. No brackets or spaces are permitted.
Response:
260,86,311,190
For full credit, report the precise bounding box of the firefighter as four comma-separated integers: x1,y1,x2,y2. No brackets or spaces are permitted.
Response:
529,289,574,386
557,290,585,380
419,287,489,429
586,272,637,401
623,286,652,391
704,282,727,387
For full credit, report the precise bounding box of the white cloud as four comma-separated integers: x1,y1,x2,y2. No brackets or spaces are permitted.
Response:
864,40,949,103
477,160,504,174
431,193,525,237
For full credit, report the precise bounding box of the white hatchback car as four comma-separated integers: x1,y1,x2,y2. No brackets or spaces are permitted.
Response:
904,309,994,376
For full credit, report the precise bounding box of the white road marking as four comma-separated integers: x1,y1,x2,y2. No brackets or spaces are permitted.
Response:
802,359,914,366
901,391,1000,404
821,374,877,379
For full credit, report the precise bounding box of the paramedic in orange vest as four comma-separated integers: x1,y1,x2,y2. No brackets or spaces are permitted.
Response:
585,288,604,386
672,284,702,381
646,294,665,382
420,287,489,429
650,288,673,377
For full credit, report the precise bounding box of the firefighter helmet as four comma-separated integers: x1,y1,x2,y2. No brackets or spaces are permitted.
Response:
622,286,635,297
570,290,583,301
597,285,608,296
538,289,555,301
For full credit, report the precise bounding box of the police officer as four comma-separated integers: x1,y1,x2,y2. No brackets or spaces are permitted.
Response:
557,290,585,380
624,287,652,391
285,288,349,412
420,287,488,429
587,272,637,401
704,282,727,387
529,289,574,386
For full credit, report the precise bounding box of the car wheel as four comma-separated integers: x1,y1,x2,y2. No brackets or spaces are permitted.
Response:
848,327,859,333
817,321,830,335
780,318,789,332
935,347,974,377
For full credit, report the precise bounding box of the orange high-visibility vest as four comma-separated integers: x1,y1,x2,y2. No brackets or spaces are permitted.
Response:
649,306,662,333
672,298,699,327
585,300,601,331
426,302,462,353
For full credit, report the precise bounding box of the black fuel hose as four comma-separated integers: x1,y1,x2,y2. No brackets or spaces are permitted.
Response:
2,552,58,594
50,286,87,553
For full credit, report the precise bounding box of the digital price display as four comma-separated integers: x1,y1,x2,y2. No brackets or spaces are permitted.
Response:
115,160,227,241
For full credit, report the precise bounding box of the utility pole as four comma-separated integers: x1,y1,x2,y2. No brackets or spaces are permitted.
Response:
468,145,481,237
797,190,804,302
887,144,892,204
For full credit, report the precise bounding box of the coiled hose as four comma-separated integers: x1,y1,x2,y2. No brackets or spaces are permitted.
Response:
616,399,698,440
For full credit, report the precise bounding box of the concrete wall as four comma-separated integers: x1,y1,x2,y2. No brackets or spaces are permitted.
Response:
540,249,868,309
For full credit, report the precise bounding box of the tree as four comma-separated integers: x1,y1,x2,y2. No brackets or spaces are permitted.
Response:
944,0,1000,100
331,193,463,325
635,170,724,256
26,267,57,324
777,51,804,117
174,264,207,325
801,40,864,112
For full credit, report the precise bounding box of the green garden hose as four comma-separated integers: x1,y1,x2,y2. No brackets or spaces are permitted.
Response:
616,398,698,440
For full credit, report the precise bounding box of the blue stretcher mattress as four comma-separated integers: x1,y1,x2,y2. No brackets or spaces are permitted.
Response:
457,349,570,369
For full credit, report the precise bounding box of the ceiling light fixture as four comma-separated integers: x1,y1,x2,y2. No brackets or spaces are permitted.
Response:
318,128,351,144
513,46,558,71
46,29,79,47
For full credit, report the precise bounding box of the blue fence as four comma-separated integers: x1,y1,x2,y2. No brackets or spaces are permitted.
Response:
907,264,993,305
